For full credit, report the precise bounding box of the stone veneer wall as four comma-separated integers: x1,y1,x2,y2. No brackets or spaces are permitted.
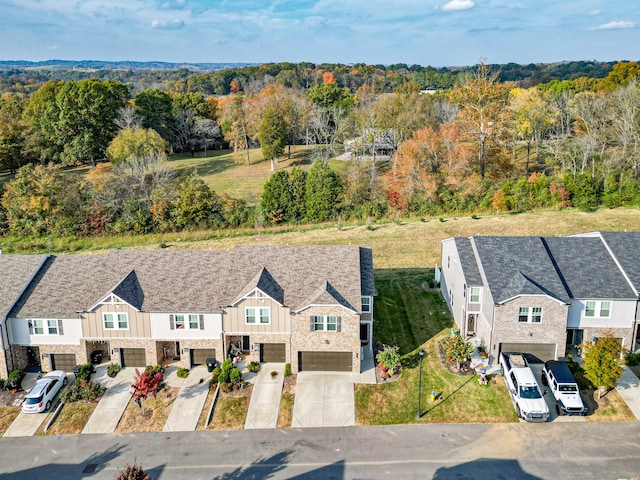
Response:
229,333,291,365
580,327,634,353
108,338,158,367
36,343,87,371
491,297,569,362
176,339,224,369
291,306,361,374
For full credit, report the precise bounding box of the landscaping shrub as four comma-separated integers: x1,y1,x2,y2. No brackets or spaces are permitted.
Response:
229,368,242,384
75,363,94,381
210,367,221,385
176,367,189,378
247,361,261,373
8,369,24,389
107,363,122,378
145,364,166,377
625,352,640,366
284,363,292,377
376,345,401,371
61,379,106,403
115,460,152,480
0,378,6,390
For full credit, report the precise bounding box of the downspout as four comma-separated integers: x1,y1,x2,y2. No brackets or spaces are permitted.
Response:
220,307,226,361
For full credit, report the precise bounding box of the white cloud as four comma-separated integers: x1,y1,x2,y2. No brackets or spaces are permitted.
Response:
593,21,634,30
441,0,475,11
151,18,185,29
589,9,601,16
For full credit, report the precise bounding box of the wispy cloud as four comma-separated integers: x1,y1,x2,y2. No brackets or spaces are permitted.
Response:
592,21,635,30
589,9,601,16
151,19,185,29
441,0,475,11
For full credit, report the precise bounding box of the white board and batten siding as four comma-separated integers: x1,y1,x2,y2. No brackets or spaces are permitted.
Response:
150,313,223,339
9,317,82,345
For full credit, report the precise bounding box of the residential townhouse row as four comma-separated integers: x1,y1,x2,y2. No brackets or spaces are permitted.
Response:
0,245,375,378
440,231,640,364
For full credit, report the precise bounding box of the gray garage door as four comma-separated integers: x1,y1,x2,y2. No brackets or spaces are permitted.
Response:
50,353,77,372
298,351,352,372
120,348,146,367
499,343,557,363
191,348,216,366
260,343,286,363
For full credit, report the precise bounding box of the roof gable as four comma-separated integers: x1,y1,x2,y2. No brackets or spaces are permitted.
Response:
89,270,144,311
295,281,357,313
0,254,49,320
231,267,284,306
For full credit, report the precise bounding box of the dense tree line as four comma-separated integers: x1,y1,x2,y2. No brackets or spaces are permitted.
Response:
1,60,639,239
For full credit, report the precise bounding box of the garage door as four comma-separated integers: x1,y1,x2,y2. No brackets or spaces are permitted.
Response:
298,351,352,372
120,348,146,367
50,353,77,372
260,343,286,363
500,343,557,363
191,348,216,367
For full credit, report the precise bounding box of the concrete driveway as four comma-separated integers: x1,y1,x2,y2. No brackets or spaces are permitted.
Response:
244,363,285,429
82,367,136,434
3,372,72,437
292,371,354,428
528,363,585,423
163,366,210,432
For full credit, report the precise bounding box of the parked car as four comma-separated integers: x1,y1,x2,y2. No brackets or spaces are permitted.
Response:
22,371,68,414
542,360,586,416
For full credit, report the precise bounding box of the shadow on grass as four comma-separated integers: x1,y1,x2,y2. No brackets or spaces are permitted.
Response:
420,375,476,418
170,151,237,178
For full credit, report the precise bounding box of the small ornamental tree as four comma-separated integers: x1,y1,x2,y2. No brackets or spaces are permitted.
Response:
442,334,474,369
376,345,400,372
115,459,153,480
130,368,163,414
582,332,623,399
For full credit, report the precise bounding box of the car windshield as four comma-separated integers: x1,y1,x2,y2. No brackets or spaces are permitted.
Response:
520,386,542,399
559,385,578,392
24,396,43,405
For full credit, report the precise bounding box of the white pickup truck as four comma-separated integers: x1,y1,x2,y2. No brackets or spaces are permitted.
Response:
500,352,549,422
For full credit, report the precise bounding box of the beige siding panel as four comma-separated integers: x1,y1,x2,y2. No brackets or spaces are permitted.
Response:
83,304,151,338
226,298,291,333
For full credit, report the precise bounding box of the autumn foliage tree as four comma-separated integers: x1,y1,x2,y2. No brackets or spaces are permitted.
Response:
581,332,623,399
130,368,163,414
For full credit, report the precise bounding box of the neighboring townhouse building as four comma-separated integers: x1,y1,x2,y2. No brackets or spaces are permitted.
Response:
440,232,640,364
0,245,374,377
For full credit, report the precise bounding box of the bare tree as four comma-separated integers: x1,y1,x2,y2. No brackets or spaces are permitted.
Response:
115,104,143,131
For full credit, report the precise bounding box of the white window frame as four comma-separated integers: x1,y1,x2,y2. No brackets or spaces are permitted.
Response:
469,287,481,303
313,315,338,332
172,314,200,330
29,319,60,335
518,307,542,323
103,312,129,330
245,307,270,325
584,301,611,318
361,296,372,313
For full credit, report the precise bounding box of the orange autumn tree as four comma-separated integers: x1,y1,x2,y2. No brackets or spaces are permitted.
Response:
323,71,336,85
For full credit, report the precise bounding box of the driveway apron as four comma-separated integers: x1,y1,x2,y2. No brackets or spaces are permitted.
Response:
82,367,136,434
292,371,354,428
615,366,640,421
163,366,210,432
244,363,285,429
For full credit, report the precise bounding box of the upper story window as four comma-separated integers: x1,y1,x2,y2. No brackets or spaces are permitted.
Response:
103,312,129,330
361,296,372,313
469,287,481,303
172,314,201,330
245,307,270,325
585,301,611,318
29,319,62,335
518,307,542,323
312,315,338,332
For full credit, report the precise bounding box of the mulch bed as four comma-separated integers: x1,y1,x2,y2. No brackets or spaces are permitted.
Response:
438,340,477,377
282,376,296,395
219,383,253,398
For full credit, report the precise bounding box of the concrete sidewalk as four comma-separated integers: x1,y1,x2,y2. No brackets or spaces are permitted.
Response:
292,371,354,428
163,366,210,432
244,363,285,429
615,366,640,421
355,348,376,384
82,367,135,434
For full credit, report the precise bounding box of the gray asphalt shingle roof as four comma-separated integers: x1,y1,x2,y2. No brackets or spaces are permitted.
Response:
471,236,570,304
599,231,640,294
454,237,484,286
544,236,636,299
0,254,48,320
10,246,373,318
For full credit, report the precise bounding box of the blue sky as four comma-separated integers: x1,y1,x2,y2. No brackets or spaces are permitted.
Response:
0,0,637,66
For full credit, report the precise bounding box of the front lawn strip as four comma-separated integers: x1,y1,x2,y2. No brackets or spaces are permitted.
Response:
0,406,21,436
207,386,252,430
356,330,518,425
196,385,217,430
114,386,180,433
277,376,296,428
35,402,98,435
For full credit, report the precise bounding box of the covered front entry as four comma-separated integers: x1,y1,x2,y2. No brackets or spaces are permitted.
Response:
120,348,146,367
260,343,285,363
298,351,352,372
499,342,556,363
50,353,77,372
190,348,216,367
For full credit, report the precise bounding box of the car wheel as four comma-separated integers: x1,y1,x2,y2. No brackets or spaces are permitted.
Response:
63,376,68,386
515,405,521,419
556,404,562,416
45,400,51,411
541,375,548,386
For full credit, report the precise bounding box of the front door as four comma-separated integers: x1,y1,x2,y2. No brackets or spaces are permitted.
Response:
467,314,475,335
175,342,180,360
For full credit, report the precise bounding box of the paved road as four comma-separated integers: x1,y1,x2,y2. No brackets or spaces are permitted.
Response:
0,422,639,479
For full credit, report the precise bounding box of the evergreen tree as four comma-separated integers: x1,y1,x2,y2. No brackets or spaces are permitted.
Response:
305,160,342,222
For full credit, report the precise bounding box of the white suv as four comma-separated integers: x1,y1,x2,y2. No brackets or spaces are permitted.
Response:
542,360,585,416
22,371,68,413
